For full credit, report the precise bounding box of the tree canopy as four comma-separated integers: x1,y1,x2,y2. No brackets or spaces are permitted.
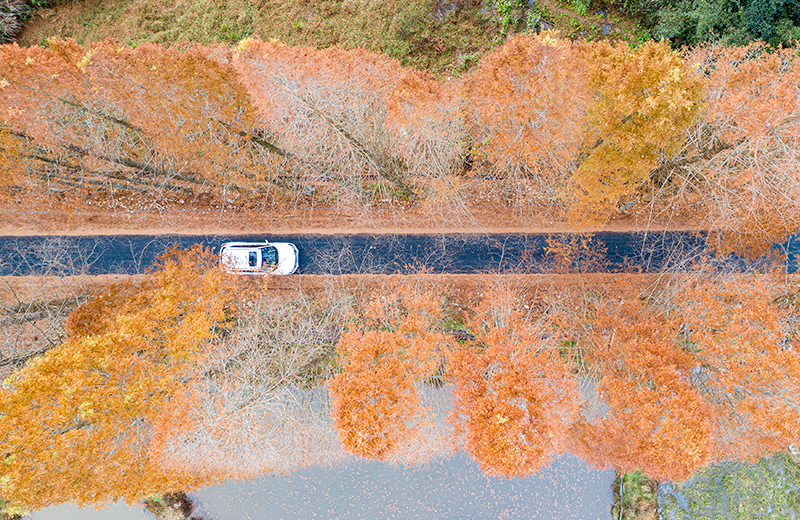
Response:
0,246,234,509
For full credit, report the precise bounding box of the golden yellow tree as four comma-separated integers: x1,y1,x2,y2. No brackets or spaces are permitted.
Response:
569,39,705,224
0,246,234,509
463,35,704,222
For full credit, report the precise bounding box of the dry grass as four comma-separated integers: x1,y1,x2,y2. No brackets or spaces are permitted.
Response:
0,0,30,44
17,0,498,75
16,0,645,76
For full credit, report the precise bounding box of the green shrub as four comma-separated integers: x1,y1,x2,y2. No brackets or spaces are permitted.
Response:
653,0,800,47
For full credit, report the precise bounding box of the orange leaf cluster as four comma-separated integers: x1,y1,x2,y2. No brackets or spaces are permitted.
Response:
0,126,27,186
329,285,452,460
570,300,713,481
464,33,589,194
0,245,235,509
0,39,290,205
672,276,800,462
66,40,267,187
570,275,800,481
450,289,580,478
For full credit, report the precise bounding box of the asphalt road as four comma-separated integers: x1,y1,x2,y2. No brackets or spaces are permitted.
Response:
1,231,781,276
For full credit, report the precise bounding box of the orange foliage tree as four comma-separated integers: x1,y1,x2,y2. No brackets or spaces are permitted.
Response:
570,273,800,481
569,299,713,482
0,245,235,509
65,40,296,196
463,33,589,200
0,41,173,196
384,72,467,220
671,43,800,259
463,34,703,223
671,275,800,463
384,72,464,180
0,38,471,209
328,284,453,461
449,287,581,478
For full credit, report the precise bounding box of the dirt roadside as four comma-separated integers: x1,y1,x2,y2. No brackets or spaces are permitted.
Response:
0,272,665,307
1,205,699,237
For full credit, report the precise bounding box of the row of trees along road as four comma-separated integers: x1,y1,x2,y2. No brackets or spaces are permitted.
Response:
1,35,800,256
1,246,799,509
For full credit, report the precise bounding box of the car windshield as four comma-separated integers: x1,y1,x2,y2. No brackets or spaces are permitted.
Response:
261,246,278,268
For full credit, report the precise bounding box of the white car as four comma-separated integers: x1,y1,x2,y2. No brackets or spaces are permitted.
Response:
219,240,299,275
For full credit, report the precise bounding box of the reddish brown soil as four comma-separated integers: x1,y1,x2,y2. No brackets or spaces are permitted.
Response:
1,204,697,237
0,272,662,306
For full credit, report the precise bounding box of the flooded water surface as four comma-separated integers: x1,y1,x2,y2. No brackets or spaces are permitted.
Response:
27,452,613,520
191,452,614,520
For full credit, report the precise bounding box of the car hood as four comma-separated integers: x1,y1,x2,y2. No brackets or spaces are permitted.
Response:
272,242,299,275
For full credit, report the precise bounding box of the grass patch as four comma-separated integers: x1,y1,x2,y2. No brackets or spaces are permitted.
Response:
18,0,645,75
658,452,800,519
612,470,658,520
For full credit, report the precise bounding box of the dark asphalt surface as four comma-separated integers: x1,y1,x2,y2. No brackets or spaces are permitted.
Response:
1,231,789,276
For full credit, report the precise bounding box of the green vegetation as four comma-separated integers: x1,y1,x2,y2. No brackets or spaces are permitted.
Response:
656,0,800,46
12,0,499,74
658,452,800,519
3,0,798,70
495,0,528,39
8,0,651,74
0,500,26,520
143,492,194,520
612,470,658,520
596,0,800,47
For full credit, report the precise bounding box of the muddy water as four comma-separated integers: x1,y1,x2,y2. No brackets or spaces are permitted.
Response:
27,453,613,519
28,501,158,519
191,452,614,519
